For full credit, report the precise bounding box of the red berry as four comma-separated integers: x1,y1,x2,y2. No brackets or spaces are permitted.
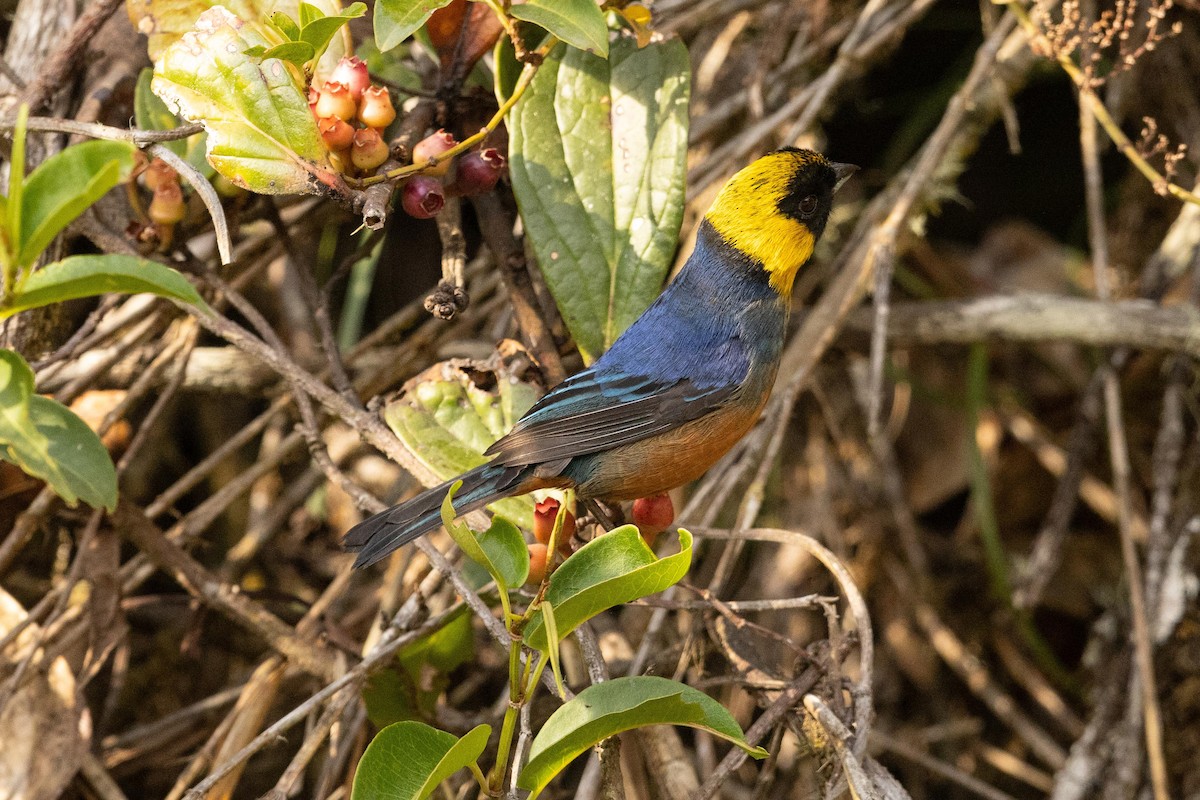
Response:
412,129,457,176
357,85,396,129
318,116,354,152
632,493,674,543
401,176,445,218
351,127,389,171
526,543,548,586
148,180,186,225
314,81,357,121
533,497,575,554
452,147,505,195
329,56,370,100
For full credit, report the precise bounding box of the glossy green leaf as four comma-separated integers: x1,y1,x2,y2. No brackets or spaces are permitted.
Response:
299,2,366,56
510,0,608,56
0,350,117,511
1,255,207,319
525,526,692,651
351,721,490,800
382,357,540,529
16,141,137,268
518,676,767,797
509,35,689,360
476,516,529,589
152,6,336,195
374,0,454,52
541,600,566,698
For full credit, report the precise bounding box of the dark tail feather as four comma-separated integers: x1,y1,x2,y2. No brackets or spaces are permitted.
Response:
344,463,526,568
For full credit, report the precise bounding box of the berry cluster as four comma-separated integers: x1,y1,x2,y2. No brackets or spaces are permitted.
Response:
310,56,395,175
401,132,507,220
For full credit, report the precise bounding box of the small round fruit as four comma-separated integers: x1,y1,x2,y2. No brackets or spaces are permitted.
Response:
526,543,548,586
452,147,505,195
351,127,389,171
329,55,370,100
318,116,355,151
357,85,396,129
314,81,357,121
632,493,674,543
148,181,186,225
411,129,457,176
401,175,445,219
533,497,576,554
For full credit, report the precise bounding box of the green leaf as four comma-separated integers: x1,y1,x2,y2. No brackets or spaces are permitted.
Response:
136,68,186,157
510,0,608,57
351,721,490,800
152,6,335,195
518,676,767,796
298,1,321,27
259,40,316,65
374,0,454,52
477,516,529,589
541,600,566,698
271,10,301,40
382,356,540,529
509,35,689,360
0,350,117,511
1,255,207,319
16,140,137,268
525,526,692,652
299,2,366,57
6,105,29,259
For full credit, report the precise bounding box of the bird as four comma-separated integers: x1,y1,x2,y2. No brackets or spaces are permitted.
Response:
345,148,856,568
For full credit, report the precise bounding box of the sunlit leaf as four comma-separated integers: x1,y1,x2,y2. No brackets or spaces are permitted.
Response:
351,721,489,800
524,527,692,651
152,6,337,195
518,676,767,797
135,68,211,174
15,140,137,269
0,350,117,511
1,255,207,319
509,35,689,360
299,2,366,56
257,40,315,65
374,0,454,52
510,0,608,56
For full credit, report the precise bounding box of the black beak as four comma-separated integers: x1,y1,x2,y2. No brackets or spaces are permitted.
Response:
830,162,858,192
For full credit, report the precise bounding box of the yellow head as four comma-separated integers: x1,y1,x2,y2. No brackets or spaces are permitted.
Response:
705,148,855,297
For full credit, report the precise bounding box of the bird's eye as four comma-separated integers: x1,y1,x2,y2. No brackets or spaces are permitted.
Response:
799,195,819,216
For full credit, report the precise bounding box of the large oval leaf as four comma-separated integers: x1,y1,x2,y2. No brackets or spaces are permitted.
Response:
152,6,336,195
439,483,529,592
524,526,692,651
350,721,489,800
509,0,608,56
517,675,766,797
1,255,208,319
509,34,689,360
382,354,541,529
373,0,454,52
0,350,117,511
17,140,137,268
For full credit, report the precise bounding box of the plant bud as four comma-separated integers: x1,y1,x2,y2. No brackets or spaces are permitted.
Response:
142,158,177,192
329,55,370,100
357,85,396,129
525,543,548,586
411,129,457,176
351,127,389,171
452,147,505,195
318,116,355,151
632,493,674,545
148,180,186,225
533,497,575,554
401,175,445,218
314,81,357,121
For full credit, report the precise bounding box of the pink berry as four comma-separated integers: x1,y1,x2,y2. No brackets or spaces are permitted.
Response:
357,85,396,130
452,147,505,195
632,493,674,544
533,497,575,554
401,175,445,219
318,116,354,152
411,129,457,176
314,81,357,121
328,56,370,100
